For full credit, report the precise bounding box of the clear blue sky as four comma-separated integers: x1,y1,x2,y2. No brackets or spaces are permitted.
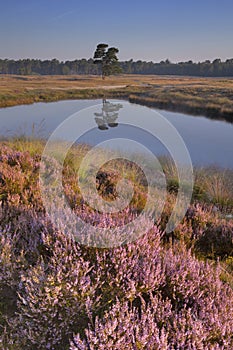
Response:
1,0,233,62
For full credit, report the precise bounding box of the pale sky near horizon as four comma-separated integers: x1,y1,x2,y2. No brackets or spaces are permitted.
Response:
1,0,233,62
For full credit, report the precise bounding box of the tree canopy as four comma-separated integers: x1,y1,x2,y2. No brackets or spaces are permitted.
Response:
93,43,122,79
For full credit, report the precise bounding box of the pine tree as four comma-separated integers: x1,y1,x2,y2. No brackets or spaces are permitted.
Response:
93,43,121,79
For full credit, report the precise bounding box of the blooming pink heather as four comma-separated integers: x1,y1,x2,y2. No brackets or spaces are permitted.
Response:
0,146,232,349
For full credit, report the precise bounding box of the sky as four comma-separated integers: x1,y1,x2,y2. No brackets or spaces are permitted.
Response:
1,0,233,63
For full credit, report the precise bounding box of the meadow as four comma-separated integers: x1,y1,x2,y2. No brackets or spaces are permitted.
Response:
0,138,233,349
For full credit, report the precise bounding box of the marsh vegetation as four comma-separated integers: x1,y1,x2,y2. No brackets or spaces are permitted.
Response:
0,75,233,124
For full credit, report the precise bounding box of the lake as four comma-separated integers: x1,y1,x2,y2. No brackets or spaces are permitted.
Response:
0,99,232,169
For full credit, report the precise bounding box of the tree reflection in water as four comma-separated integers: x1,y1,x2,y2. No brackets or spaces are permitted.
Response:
94,99,123,130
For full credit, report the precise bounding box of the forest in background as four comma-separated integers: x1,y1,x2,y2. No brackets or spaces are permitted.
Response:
1,57,233,76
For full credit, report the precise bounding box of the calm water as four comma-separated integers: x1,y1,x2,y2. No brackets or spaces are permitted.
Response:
0,99,232,169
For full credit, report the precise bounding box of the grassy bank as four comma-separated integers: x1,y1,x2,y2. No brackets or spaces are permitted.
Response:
0,74,148,107
129,83,233,123
0,74,233,123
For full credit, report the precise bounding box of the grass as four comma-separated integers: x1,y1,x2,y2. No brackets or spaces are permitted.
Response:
129,83,233,123
3,137,233,212
0,74,233,122
195,166,233,209
0,74,148,107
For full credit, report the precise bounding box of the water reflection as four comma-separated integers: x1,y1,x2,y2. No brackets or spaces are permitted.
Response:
0,99,232,168
94,99,123,130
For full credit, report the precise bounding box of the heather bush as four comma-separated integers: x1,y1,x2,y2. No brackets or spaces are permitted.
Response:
71,246,233,349
70,296,172,350
92,227,165,308
70,297,226,350
0,143,233,349
0,145,41,208
2,229,101,349
0,226,26,327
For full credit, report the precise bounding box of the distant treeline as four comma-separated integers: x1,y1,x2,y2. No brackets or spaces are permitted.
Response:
1,58,233,76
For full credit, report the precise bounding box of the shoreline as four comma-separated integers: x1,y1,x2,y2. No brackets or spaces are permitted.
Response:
0,74,233,123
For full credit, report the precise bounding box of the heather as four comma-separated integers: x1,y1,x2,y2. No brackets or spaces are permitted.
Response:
0,141,233,349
